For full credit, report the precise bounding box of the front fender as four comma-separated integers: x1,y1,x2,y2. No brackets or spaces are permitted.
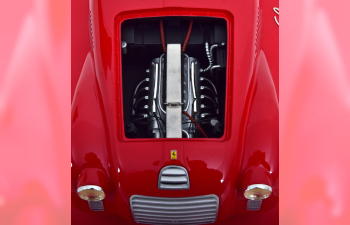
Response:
238,50,279,212
71,52,111,212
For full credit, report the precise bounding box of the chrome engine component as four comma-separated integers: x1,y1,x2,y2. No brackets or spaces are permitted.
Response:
166,44,182,138
123,17,227,138
131,51,220,138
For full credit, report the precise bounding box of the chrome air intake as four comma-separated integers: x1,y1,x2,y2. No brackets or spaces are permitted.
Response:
130,195,219,225
158,165,190,190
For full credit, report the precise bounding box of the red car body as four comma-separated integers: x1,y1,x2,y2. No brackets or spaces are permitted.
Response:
72,0,279,224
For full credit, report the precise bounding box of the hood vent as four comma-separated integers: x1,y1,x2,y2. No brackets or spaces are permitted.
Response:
158,166,190,190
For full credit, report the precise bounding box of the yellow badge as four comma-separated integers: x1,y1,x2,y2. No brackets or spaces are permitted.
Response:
171,150,177,160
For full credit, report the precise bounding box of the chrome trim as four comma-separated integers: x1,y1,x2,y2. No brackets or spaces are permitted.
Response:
153,63,159,100
153,63,159,113
157,54,166,114
184,54,191,112
244,184,272,200
245,184,272,192
193,99,197,113
77,185,104,194
158,165,190,190
191,62,197,99
130,194,219,225
191,62,198,113
152,100,156,113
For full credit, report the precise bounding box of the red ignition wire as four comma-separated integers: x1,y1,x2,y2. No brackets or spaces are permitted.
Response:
160,20,166,52
183,111,208,138
182,20,193,52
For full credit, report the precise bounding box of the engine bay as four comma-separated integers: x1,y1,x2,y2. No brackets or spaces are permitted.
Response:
121,17,227,138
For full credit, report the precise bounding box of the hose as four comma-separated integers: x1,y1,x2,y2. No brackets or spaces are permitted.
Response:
202,43,218,72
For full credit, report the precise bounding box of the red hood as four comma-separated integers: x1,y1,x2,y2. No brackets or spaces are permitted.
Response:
72,0,279,224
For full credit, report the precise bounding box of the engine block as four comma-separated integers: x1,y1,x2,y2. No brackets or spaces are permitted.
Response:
122,17,227,138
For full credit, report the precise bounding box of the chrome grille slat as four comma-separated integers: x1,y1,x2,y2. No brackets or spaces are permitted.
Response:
134,212,216,219
158,166,189,190
162,168,186,175
134,215,216,222
160,176,188,183
159,184,189,189
133,203,217,211
130,195,219,225
133,208,216,215
132,198,217,206
136,219,216,225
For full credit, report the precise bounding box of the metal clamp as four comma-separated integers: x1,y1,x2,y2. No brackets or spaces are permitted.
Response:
164,102,183,108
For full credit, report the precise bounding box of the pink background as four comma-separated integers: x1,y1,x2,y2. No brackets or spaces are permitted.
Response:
280,0,350,224
0,0,350,224
0,0,70,224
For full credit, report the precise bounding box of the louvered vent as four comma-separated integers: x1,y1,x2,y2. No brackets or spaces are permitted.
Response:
158,166,189,190
130,195,219,225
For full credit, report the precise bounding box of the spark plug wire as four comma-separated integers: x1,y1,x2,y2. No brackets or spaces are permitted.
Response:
182,20,193,52
160,20,166,52
160,20,194,52
183,111,208,138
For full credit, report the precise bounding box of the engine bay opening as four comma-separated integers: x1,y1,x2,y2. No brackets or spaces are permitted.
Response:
120,16,228,139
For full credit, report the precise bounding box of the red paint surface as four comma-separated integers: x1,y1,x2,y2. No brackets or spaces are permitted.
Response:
71,0,278,224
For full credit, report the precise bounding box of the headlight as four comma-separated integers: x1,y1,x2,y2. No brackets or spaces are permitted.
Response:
77,185,105,201
244,184,272,200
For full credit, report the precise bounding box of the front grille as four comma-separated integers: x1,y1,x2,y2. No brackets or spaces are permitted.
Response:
158,165,190,190
130,195,219,225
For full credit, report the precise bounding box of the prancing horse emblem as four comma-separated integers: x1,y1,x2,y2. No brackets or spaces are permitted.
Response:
171,150,177,160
